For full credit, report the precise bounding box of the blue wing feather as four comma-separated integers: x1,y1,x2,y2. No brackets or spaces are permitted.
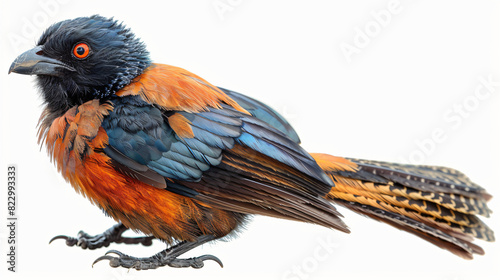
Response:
220,87,301,144
103,94,331,187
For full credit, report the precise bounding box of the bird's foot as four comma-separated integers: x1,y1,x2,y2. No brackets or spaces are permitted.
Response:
93,250,223,270
93,235,222,270
49,223,154,249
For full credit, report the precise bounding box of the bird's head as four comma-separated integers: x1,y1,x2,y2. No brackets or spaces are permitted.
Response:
9,15,151,114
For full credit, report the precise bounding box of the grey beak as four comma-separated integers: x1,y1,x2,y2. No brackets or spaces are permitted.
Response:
9,45,76,76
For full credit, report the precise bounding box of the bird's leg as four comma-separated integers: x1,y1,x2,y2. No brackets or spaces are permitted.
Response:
93,235,222,270
50,223,154,249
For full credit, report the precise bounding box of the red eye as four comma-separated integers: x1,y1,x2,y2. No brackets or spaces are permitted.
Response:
73,43,90,59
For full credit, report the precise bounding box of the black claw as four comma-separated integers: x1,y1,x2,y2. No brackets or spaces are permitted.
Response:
167,255,224,269
105,249,127,257
49,235,78,246
93,250,140,269
49,235,66,244
198,255,224,268
92,255,115,267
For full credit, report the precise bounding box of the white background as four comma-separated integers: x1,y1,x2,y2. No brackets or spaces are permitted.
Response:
1,1,499,280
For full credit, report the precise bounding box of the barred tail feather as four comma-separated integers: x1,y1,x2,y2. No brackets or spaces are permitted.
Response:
311,153,494,259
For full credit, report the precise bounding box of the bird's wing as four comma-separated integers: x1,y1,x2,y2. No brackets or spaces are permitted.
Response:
219,87,301,144
103,63,347,231
103,96,330,187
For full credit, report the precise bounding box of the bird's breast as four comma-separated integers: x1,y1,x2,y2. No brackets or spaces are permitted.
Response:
36,99,238,242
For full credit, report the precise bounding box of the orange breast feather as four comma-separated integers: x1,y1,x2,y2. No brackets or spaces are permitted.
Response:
37,99,236,242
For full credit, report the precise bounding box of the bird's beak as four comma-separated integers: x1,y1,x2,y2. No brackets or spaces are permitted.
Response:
9,45,76,76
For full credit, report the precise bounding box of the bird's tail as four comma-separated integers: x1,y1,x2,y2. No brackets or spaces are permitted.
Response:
311,153,494,259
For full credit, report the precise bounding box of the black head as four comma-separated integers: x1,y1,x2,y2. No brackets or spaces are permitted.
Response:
9,15,151,114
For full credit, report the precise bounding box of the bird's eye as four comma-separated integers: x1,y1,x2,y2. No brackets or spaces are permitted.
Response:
72,42,90,59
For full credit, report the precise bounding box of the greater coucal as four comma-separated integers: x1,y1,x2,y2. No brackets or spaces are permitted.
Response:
9,15,494,270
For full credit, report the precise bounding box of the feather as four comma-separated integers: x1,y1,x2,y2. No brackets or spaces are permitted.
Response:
313,153,494,259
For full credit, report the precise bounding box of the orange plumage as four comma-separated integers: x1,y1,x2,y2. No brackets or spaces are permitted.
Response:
117,64,248,114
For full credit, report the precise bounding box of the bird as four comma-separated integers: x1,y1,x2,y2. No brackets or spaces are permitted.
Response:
9,15,494,270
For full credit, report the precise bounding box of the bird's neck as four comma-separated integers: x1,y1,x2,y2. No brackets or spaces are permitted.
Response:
37,76,112,116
